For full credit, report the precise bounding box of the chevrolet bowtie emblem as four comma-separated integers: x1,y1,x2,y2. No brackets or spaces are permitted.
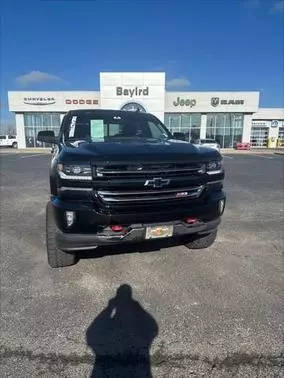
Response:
144,177,170,188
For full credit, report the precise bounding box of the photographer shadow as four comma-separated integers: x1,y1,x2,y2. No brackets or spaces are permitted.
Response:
80,236,188,261
86,284,158,378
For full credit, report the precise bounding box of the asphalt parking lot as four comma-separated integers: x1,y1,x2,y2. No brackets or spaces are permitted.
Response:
0,152,283,377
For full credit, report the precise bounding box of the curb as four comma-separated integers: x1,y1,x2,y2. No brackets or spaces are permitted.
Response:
221,149,284,155
0,148,51,154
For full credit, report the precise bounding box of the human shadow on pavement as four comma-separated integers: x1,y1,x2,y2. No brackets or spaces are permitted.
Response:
86,284,159,378
80,235,190,261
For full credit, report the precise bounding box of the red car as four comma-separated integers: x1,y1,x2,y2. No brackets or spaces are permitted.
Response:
234,142,251,150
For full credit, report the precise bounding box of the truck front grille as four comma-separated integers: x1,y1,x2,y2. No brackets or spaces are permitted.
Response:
95,162,205,179
97,185,204,204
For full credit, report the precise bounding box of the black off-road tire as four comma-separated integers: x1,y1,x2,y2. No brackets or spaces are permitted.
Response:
185,230,217,249
46,201,78,268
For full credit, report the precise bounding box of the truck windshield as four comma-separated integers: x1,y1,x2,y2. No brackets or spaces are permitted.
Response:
63,112,171,143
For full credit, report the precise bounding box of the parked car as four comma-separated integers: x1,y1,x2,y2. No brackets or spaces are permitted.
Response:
0,135,18,148
37,109,226,268
193,139,220,151
234,142,251,150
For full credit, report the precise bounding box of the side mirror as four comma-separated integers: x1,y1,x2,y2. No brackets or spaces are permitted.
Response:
173,132,186,141
191,139,200,144
37,130,57,144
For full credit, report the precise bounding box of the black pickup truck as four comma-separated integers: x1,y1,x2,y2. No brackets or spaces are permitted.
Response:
38,109,225,268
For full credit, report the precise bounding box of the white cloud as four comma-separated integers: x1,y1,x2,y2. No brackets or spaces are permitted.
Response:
15,70,64,86
166,77,190,90
270,0,284,12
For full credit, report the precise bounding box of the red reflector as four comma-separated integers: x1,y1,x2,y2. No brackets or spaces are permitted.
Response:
185,217,197,224
110,225,124,232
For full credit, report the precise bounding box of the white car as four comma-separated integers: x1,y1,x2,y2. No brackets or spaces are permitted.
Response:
194,138,220,151
0,135,18,148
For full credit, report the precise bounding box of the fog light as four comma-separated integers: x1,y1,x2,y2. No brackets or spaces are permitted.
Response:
218,199,225,215
66,211,75,227
110,225,124,232
185,217,197,224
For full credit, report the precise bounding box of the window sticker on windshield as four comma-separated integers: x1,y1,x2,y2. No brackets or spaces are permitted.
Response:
69,116,77,137
90,119,104,139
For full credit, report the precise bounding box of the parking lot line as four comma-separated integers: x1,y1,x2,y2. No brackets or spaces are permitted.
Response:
254,155,274,159
20,154,49,158
223,155,234,159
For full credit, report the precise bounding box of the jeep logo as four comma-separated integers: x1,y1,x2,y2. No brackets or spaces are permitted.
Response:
144,178,170,188
173,97,196,107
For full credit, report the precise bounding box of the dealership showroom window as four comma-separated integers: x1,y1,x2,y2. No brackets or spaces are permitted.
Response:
24,113,61,147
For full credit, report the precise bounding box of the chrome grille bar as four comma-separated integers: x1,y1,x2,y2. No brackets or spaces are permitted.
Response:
97,185,204,203
97,167,203,175
95,163,205,177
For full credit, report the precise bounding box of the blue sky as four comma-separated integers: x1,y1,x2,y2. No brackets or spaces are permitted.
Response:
1,0,284,125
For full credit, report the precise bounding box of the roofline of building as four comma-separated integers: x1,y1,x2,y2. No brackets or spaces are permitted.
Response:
8,90,261,93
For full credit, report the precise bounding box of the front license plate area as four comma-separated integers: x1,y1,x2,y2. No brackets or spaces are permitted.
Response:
145,225,174,239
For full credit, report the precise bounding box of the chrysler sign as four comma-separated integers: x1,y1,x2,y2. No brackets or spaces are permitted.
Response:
24,97,56,105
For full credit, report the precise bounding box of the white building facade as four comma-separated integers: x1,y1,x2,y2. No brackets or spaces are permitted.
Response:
8,72,284,148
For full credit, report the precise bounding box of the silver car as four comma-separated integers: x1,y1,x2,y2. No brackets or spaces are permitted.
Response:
194,138,220,151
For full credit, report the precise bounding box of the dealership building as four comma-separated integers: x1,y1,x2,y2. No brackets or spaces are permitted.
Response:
8,72,284,149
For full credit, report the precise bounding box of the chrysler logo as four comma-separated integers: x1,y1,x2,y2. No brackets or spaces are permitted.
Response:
211,97,220,107
24,97,56,105
144,177,170,188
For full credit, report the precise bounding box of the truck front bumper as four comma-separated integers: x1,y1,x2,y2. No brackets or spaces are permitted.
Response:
56,218,221,251
51,190,225,251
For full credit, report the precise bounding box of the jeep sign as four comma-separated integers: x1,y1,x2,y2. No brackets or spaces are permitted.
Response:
173,97,196,107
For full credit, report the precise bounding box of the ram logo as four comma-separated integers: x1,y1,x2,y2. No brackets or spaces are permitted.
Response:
211,97,220,107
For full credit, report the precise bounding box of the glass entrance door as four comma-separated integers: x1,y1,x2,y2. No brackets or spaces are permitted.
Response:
164,113,201,142
206,113,243,148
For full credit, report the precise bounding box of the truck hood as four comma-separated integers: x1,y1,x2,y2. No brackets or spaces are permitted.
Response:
59,139,221,163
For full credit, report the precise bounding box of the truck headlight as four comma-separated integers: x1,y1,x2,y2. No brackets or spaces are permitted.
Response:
57,164,92,180
206,160,223,175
